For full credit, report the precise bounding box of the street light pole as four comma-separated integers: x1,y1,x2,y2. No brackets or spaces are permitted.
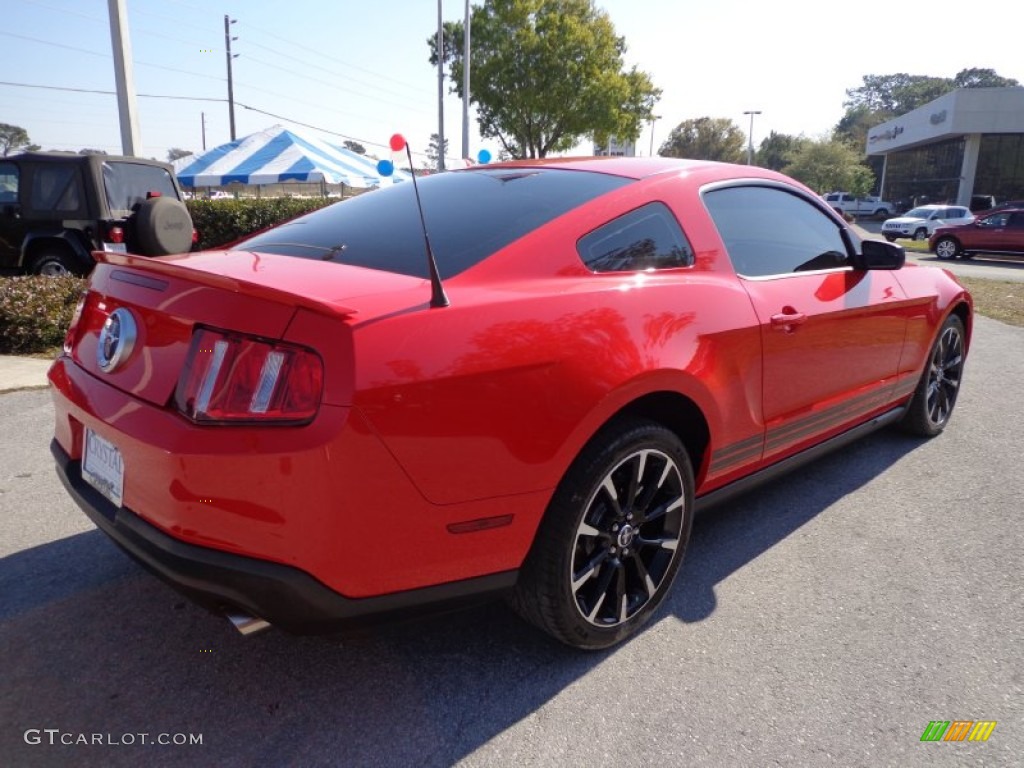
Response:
743,110,761,165
224,16,239,141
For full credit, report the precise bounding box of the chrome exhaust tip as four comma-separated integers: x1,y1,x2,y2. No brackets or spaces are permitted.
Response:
226,611,271,636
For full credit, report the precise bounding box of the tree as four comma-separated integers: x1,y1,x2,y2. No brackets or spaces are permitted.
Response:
782,138,875,195
78,148,107,155
428,0,660,158
658,117,745,163
426,133,449,169
0,123,40,156
953,67,1020,89
167,148,193,162
343,140,366,155
756,131,807,172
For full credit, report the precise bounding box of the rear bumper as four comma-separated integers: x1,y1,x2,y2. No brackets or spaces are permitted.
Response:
52,440,517,633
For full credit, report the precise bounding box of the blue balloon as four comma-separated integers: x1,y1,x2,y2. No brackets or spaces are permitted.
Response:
477,149,492,164
377,159,394,177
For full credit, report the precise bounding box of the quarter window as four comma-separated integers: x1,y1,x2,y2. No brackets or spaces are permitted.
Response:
577,202,693,272
30,165,83,213
703,185,850,277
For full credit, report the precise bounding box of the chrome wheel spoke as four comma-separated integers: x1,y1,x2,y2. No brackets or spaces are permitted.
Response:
572,549,608,593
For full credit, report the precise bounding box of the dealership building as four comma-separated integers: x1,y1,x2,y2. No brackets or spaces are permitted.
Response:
866,86,1024,208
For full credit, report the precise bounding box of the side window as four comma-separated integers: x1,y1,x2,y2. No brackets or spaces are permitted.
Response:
577,202,693,272
0,162,19,204
824,194,839,202
981,213,1010,227
703,185,850,277
29,165,83,213
1008,212,1024,229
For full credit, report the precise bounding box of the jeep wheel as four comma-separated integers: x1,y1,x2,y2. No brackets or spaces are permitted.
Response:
874,208,889,218
31,248,85,277
884,235,897,243
934,237,960,260
132,196,194,256
913,228,928,241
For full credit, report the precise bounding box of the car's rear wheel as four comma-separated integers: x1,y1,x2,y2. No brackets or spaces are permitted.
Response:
884,235,897,243
900,314,966,437
913,227,928,241
934,236,960,260
30,247,85,277
510,419,694,649
874,208,888,218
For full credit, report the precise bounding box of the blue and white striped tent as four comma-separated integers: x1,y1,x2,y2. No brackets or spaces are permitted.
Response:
173,125,410,188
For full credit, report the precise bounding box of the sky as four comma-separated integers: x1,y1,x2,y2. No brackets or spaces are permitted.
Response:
1,0,1022,166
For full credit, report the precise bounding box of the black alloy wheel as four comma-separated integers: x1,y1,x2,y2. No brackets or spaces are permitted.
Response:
510,419,694,650
900,314,966,437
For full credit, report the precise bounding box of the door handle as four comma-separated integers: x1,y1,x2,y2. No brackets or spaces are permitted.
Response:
770,308,807,330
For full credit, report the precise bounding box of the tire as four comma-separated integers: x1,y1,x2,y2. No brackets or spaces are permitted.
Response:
934,236,960,260
884,235,897,243
509,419,695,650
30,247,86,277
132,196,194,255
900,314,966,437
913,227,928,241
874,208,889,218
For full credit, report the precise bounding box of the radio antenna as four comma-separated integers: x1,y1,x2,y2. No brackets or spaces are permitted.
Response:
387,134,449,308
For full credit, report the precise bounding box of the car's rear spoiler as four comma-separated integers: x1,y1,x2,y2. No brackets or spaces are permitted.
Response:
92,250,359,319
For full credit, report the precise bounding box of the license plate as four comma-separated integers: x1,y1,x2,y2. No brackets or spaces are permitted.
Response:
82,428,124,507
102,243,127,253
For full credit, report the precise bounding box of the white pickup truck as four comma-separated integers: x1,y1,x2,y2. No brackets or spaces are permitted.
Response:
822,192,894,218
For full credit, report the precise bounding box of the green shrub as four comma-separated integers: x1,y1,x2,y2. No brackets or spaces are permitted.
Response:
187,198,335,250
0,276,87,354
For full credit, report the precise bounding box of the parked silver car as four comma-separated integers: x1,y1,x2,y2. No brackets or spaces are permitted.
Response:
881,205,974,241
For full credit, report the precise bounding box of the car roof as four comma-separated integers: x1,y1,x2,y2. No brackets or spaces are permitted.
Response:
456,155,773,182
6,151,175,170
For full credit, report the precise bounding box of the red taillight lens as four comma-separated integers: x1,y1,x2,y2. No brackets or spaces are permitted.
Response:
174,328,323,424
191,228,199,244
107,225,125,244
146,190,162,199
63,290,89,355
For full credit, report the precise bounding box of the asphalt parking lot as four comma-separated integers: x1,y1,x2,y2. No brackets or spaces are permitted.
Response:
1,316,1022,767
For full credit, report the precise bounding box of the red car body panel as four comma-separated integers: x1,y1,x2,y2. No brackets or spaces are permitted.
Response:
48,157,972,623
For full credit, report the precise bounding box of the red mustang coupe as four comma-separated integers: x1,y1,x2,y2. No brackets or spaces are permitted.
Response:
49,158,971,649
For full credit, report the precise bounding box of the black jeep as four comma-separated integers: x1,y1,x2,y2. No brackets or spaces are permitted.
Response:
0,152,194,276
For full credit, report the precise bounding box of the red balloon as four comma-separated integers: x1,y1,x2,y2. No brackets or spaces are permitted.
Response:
389,134,406,152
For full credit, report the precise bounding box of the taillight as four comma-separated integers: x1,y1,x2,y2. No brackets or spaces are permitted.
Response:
107,225,125,244
191,228,199,245
174,328,323,424
63,290,89,355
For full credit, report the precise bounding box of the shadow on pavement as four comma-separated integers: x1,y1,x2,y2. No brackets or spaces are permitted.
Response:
0,430,922,767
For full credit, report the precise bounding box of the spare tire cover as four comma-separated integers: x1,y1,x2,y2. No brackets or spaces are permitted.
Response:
133,196,194,255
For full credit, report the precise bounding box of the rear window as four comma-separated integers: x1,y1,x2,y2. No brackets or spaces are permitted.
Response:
238,168,632,279
103,162,179,213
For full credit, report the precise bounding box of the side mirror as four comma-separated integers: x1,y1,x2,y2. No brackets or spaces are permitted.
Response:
851,239,905,270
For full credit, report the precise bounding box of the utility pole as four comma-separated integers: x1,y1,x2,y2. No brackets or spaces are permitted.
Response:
201,112,207,150
744,110,761,165
225,16,238,141
107,0,141,155
461,0,470,161
436,0,445,171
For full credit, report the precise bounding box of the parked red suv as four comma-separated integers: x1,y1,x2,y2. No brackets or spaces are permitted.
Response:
930,208,1024,260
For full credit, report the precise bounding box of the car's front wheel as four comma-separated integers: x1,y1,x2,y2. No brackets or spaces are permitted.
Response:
884,235,898,243
913,227,928,241
934,236,960,260
874,208,889,218
510,419,695,650
900,314,966,437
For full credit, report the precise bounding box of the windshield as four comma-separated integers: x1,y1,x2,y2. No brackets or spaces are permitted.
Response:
239,168,632,279
103,162,180,213
903,207,936,219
